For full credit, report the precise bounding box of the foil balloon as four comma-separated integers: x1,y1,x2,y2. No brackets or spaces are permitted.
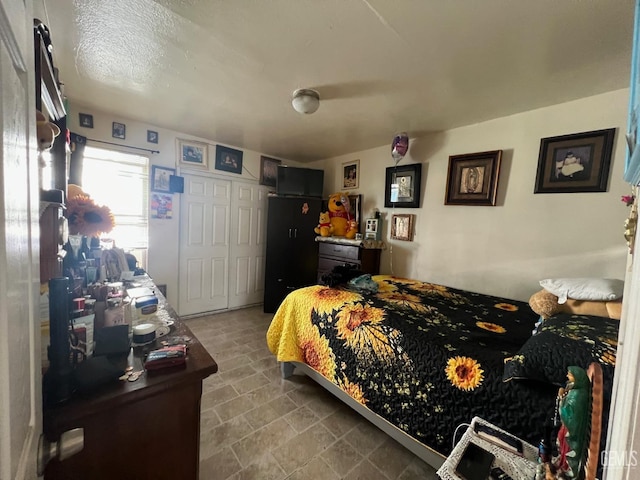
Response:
391,132,409,162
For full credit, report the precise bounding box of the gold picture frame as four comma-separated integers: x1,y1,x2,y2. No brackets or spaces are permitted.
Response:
391,214,414,241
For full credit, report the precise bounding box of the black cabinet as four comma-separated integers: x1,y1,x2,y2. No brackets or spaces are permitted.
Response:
317,242,381,283
264,196,322,313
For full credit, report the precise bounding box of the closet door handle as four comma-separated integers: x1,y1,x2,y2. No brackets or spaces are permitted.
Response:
294,229,298,238
288,228,292,238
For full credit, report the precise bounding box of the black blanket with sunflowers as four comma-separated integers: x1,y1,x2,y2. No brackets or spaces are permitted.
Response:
266,275,613,456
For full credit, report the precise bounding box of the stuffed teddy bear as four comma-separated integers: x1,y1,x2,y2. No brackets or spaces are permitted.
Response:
529,288,622,320
327,191,353,237
36,109,61,151
345,219,358,239
314,211,333,237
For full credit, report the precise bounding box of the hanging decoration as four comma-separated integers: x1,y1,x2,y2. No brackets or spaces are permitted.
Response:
391,132,409,164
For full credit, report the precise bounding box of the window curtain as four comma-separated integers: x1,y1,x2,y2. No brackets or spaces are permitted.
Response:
68,132,87,186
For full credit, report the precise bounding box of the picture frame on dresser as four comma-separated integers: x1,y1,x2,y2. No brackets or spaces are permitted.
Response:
384,163,422,208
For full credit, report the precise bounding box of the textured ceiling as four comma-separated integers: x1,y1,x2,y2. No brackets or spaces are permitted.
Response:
35,0,635,162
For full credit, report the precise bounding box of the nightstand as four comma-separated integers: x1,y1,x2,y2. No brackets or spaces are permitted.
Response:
317,240,381,283
436,417,538,480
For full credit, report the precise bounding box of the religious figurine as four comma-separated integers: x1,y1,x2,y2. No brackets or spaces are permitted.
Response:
554,366,591,478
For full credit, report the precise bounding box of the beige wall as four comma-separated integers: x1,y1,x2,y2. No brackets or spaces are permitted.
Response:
312,89,631,301
69,88,630,305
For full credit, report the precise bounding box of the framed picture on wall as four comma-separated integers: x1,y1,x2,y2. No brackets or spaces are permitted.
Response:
445,150,502,206
342,159,360,189
391,213,414,241
215,145,243,174
384,163,422,208
259,156,281,187
112,122,126,139
79,113,93,128
177,138,208,169
151,165,175,193
534,128,616,194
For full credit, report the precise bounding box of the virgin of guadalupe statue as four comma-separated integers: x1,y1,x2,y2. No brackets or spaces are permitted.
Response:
553,366,591,478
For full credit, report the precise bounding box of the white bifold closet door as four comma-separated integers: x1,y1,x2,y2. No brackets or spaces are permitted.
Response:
178,173,267,316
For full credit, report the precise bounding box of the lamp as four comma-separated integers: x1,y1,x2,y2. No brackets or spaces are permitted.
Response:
291,88,320,114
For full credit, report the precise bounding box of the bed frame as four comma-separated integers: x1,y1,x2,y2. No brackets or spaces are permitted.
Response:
281,361,446,469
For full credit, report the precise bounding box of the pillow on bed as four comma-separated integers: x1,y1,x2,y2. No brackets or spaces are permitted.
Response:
539,277,623,304
503,313,618,387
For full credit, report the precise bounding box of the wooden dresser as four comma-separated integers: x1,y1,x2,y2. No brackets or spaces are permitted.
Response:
43,283,217,480
317,240,381,283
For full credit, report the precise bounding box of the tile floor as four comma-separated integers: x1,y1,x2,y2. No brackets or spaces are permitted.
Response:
185,306,440,480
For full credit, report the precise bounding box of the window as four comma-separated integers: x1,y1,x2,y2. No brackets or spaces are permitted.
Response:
81,146,149,267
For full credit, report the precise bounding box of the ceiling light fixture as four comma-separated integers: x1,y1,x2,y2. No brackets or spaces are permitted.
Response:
291,88,320,114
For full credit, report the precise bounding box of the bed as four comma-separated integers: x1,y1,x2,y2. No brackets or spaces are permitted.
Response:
266,275,618,470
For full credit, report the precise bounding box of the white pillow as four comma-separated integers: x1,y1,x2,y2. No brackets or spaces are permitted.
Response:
539,278,624,304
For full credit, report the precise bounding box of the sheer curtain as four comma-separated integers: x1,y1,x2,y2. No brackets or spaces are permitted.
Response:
80,145,149,268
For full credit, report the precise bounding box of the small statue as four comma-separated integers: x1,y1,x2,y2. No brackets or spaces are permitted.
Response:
554,366,591,478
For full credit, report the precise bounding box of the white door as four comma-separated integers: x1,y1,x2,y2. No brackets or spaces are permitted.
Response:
228,182,268,309
0,1,42,478
178,174,231,316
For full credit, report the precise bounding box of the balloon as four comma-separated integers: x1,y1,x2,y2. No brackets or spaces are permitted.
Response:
391,132,409,162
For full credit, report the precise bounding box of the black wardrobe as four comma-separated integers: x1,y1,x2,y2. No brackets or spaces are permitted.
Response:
263,196,322,313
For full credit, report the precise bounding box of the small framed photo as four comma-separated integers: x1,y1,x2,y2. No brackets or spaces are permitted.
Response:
445,150,502,206
177,138,208,169
534,128,616,194
79,113,93,128
215,145,243,174
391,214,414,241
384,163,422,208
112,121,126,139
147,130,159,144
342,159,360,189
151,165,175,193
259,156,281,187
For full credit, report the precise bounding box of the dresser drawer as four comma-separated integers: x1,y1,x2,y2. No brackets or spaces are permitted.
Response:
318,242,360,261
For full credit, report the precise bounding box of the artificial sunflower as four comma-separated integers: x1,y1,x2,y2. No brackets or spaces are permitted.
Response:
494,303,518,311
445,356,484,391
66,194,115,237
476,321,506,334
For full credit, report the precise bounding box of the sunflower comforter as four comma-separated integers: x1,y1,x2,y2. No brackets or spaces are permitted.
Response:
266,275,560,455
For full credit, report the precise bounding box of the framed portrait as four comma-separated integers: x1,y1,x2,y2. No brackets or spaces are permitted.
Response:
342,159,360,190
112,121,126,139
177,138,208,169
259,156,281,187
391,214,414,241
151,165,175,193
147,130,159,144
445,150,502,206
79,113,93,128
384,163,422,208
215,145,243,174
534,128,616,194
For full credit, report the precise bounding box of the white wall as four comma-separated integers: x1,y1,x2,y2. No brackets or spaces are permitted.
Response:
312,89,631,301
66,102,300,307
